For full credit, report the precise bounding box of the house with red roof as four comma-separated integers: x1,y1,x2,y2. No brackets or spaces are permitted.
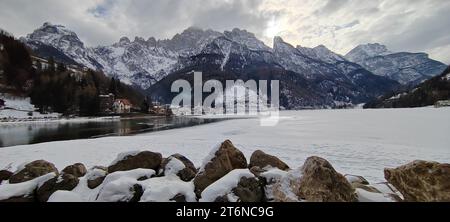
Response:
113,99,132,114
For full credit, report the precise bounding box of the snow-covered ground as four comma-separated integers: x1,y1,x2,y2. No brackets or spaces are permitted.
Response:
0,94,60,120
0,107,449,183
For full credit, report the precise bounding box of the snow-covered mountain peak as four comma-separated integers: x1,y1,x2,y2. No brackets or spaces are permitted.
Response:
297,44,346,63
23,22,100,70
147,37,157,47
25,22,84,48
273,36,295,52
133,36,146,44
115,37,131,47
345,43,392,63
224,28,271,51
273,36,285,45
161,27,222,55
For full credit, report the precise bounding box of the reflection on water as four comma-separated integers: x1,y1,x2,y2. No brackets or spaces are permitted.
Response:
0,117,221,148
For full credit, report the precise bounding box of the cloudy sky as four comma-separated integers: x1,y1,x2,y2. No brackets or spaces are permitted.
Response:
0,0,449,63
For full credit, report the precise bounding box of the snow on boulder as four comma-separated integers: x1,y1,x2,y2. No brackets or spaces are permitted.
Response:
62,163,87,178
345,174,370,185
139,176,196,202
384,160,450,202
9,160,59,184
97,178,144,202
160,154,197,182
199,169,263,202
96,169,155,202
108,151,162,173
267,168,303,202
86,168,108,189
259,168,289,184
36,173,80,202
194,140,248,196
0,173,56,202
48,191,83,202
249,150,290,171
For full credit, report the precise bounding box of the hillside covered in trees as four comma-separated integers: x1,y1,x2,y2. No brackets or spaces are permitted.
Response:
364,66,450,109
0,32,144,116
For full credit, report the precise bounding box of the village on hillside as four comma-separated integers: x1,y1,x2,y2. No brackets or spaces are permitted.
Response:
0,41,173,122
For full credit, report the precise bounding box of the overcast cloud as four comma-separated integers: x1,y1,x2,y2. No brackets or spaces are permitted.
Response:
0,0,448,63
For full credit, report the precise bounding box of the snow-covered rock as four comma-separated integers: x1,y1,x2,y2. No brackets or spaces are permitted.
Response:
86,168,107,189
194,140,248,196
107,151,162,173
266,168,302,202
160,154,197,182
139,176,196,202
249,150,290,171
199,169,262,202
9,160,58,184
0,173,56,201
61,163,87,178
96,169,155,202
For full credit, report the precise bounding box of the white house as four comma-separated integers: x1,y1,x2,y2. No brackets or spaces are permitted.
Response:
113,99,132,114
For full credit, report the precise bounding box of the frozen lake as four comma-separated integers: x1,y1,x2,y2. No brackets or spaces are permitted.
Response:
0,116,221,147
1,107,449,183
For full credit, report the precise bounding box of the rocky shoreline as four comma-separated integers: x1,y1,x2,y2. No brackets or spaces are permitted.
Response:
0,140,448,202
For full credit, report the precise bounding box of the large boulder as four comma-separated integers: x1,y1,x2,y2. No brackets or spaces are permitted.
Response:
194,140,248,195
160,154,197,182
249,150,290,171
108,151,162,173
36,174,79,202
9,160,59,184
297,156,357,202
0,170,13,184
200,169,263,202
62,163,87,178
384,160,450,202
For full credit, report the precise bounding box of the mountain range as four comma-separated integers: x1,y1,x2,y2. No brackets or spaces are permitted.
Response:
17,22,448,108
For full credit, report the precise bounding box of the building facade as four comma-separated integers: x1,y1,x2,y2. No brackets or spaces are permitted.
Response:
113,99,132,114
